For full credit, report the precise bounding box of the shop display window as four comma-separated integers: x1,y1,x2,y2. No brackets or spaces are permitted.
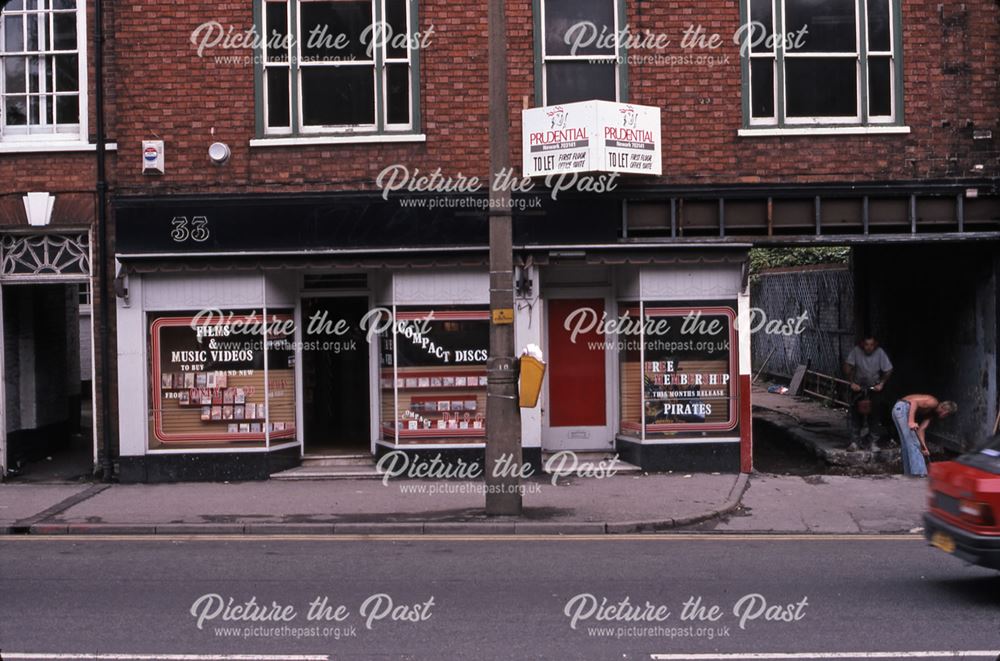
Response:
148,310,297,450
619,303,738,440
379,307,489,443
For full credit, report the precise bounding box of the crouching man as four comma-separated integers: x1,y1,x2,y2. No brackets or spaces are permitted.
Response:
891,394,957,477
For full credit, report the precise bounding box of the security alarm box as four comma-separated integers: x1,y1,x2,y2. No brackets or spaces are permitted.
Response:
142,140,165,175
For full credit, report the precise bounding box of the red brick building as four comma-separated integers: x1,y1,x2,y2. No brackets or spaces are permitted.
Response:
2,0,998,481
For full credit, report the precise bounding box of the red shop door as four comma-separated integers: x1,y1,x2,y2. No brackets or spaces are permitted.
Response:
544,298,612,451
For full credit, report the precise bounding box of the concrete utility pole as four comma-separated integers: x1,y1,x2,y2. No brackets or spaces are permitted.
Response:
485,0,522,515
94,0,113,481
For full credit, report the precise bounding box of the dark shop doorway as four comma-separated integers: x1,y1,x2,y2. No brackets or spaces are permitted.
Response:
301,297,371,454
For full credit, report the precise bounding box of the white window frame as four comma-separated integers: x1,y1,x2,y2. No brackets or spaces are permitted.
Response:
380,0,412,132
0,0,89,145
537,0,625,106
259,0,418,137
743,0,902,129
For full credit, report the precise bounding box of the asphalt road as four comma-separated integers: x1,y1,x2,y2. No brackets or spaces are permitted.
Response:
0,534,997,660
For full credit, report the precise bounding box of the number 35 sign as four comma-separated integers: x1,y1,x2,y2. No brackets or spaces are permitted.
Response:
171,216,211,243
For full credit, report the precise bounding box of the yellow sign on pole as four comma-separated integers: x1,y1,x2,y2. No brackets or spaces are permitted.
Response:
492,308,515,325
519,356,546,408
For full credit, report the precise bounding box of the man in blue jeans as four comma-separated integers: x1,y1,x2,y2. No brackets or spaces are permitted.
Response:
891,394,958,477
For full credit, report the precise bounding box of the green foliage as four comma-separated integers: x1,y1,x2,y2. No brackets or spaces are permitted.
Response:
750,247,850,275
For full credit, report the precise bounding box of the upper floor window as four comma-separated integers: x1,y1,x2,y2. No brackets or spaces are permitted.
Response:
259,0,419,136
743,0,902,128
0,0,86,142
537,0,626,106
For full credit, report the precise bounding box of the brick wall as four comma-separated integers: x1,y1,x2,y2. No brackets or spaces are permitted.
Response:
0,0,117,227
524,0,1000,185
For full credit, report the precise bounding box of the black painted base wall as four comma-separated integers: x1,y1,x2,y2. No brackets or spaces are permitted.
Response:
117,446,546,483
616,438,741,473
119,447,301,483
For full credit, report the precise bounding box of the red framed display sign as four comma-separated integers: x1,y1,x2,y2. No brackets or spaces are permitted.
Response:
149,312,297,446
620,305,739,436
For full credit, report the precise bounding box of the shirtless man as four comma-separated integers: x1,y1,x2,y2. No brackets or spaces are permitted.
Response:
891,394,958,477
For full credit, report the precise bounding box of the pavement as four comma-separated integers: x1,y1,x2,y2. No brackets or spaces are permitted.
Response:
0,483,95,523
701,473,929,534
0,473,746,535
0,467,935,536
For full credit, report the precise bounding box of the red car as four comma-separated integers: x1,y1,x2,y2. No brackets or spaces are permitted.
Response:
924,438,1000,570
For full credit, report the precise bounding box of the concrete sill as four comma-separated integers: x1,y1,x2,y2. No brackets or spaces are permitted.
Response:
250,134,427,148
0,141,119,154
738,126,911,137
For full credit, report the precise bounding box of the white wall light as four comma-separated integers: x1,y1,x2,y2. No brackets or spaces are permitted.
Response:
209,142,231,165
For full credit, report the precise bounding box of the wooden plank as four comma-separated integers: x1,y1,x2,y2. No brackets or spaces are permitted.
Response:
788,364,809,395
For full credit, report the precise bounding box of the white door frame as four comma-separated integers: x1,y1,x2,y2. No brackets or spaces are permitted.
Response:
540,287,618,452
296,288,377,456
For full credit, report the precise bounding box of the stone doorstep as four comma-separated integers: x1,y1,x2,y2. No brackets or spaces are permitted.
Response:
274,453,644,480
270,466,385,480
540,452,643,474
300,454,379,468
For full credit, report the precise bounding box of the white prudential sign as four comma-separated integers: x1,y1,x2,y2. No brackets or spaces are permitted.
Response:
522,100,662,178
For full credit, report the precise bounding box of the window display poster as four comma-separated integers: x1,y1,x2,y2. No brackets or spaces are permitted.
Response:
393,309,490,368
382,308,490,440
149,310,297,447
641,304,738,434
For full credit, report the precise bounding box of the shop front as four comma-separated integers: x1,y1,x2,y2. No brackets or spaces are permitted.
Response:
114,196,751,481
515,256,752,473
114,265,500,482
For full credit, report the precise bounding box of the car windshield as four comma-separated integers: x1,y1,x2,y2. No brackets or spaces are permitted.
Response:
958,436,1000,475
